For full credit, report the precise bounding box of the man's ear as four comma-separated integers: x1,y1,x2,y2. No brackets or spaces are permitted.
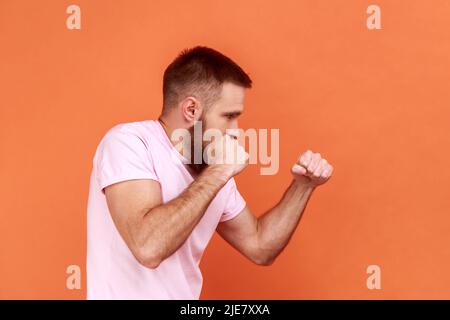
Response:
181,97,202,122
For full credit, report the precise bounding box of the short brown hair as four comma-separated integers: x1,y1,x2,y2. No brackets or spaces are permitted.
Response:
162,46,252,114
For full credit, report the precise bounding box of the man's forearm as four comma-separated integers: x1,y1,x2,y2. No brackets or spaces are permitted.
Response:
256,179,316,263
137,166,230,266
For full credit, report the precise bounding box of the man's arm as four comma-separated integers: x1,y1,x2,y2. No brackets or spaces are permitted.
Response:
104,134,249,269
105,166,228,269
216,150,333,266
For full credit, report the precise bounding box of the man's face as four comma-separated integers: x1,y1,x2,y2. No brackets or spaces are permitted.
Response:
202,81,245,136
188,82,245,173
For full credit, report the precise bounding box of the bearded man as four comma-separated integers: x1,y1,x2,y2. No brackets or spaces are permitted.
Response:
86,46,334,299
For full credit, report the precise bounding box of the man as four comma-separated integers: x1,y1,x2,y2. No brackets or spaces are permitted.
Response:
86,46,334,299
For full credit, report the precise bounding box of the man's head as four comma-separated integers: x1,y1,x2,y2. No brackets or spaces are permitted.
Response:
161,46,252,173
162,46,252,120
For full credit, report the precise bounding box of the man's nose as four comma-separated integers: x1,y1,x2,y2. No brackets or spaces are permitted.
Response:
226,127,240,140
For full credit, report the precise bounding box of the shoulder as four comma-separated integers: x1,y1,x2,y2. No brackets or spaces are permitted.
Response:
99,120,158,149
104,119,154,138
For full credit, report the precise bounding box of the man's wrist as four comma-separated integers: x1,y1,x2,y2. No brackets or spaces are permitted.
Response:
203,165,233,185
292,177,316,193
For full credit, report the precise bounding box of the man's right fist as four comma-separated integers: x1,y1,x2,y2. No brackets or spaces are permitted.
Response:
204,133,249,179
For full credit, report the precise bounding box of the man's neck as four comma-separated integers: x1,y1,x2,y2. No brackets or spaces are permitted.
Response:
158,115,207,177
157,116,184,155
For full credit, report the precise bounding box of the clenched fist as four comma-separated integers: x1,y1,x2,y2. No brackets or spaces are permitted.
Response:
205,133,249,179
291,150,333,187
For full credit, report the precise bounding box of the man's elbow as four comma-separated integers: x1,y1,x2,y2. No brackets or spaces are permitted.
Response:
134,246,163,269
253,253,275,266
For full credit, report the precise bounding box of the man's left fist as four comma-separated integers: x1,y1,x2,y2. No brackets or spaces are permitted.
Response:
291,150,333,187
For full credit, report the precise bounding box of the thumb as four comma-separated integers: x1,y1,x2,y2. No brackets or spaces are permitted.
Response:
291,164,307,175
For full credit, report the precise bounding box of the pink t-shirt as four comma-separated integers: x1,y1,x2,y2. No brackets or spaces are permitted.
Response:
86,119,246,300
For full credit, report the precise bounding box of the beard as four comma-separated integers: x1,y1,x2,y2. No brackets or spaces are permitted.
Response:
187,117,209,175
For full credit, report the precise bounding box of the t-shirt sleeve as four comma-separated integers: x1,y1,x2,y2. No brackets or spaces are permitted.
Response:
95,129,159,193
220,178,247,222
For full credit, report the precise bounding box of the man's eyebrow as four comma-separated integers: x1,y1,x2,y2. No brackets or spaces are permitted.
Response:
221,111,242,117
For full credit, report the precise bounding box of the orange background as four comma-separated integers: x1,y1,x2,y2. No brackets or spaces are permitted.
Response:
1,0,450,299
